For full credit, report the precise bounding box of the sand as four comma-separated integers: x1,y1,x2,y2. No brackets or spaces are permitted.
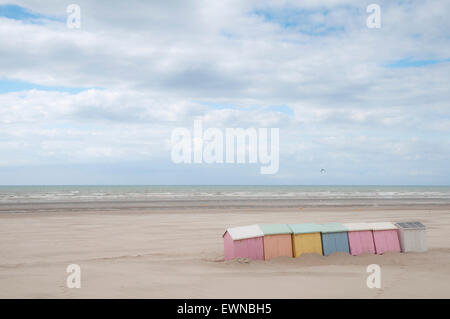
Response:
0,206,449,298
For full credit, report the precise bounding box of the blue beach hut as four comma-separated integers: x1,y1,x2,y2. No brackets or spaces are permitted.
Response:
320,223,350,256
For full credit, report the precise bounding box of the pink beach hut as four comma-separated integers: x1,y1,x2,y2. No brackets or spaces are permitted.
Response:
223,224,264,261
369,222,401,254
343,223,376,256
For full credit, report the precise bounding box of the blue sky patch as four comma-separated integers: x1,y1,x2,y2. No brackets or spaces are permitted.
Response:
251,7,345,36
0,79,99,94
195,101,294,116
220,30,234,39
385,57,450,68
267,105,294,116
0,4,63,23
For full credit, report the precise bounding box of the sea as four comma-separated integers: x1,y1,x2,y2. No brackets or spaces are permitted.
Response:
0,185,449,213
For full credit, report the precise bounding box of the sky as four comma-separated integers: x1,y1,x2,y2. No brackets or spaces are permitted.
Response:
0,0,449,185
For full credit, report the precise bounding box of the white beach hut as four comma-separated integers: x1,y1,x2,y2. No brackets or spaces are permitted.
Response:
395,222,427,252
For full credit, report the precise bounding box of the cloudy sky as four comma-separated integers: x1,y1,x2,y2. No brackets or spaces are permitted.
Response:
0,0,449,185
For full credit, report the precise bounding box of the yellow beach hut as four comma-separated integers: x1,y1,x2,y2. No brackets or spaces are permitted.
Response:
288,223,323,257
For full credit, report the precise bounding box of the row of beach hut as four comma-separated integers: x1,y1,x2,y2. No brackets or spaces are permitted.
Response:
223,221,426,261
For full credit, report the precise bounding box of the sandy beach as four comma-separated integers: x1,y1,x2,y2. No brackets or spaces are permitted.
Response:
1,204,449,299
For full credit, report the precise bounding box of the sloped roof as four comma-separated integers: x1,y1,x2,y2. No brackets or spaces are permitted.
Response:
288,223,322,234
344,222,398,231
223,224,264,240
395,221,426,230
343,222,373,231
320,223,348,233
367,222,398,230
258,224,292,235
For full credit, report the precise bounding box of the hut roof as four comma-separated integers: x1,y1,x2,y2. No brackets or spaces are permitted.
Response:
367,222,398,230
258,224,292,235
224,224,264,241
320,223,348,233
395,221,426,230
343,222,373,231
288,223,322,234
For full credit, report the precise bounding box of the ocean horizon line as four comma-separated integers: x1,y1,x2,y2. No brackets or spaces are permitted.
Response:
0,184,449,187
